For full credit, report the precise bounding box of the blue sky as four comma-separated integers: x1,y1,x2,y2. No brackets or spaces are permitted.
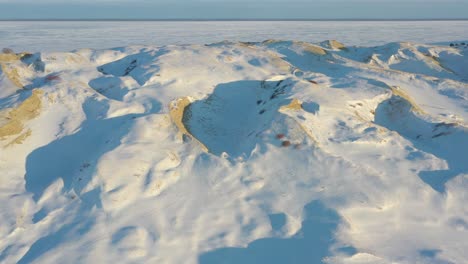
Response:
0,0,467,19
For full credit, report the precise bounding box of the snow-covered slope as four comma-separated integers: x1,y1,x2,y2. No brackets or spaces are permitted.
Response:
0,40,467,264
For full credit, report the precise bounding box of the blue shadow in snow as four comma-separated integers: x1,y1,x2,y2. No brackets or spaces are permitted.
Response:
199,200,355,264
17,96,155,263
97,48,169,85
374,95,468,193
17,188,100,264
88,76,130,101
418,249,454,264
24,97,149,202
17,219,95,264
184,79,293,158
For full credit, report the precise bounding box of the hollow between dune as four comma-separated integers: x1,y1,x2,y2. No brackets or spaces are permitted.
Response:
169,78,316,158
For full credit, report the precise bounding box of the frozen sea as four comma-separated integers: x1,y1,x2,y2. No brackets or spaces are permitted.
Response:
0,20,468,52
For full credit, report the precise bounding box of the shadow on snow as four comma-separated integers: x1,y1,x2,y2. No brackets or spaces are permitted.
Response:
199,200,356,264
374,95,468,193
24,97,149,202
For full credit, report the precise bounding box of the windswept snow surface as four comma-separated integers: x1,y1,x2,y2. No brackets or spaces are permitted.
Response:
0,40,467,264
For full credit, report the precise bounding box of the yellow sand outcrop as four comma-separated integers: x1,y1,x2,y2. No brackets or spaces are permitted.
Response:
323,40,347,50
280,98,303,111
279,98,317,143
169,97,208,152
390,86,425,115
0,89,43,146
0,53,24,88
294,41,327,56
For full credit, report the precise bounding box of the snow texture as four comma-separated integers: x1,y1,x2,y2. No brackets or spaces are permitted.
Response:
0,38,467,264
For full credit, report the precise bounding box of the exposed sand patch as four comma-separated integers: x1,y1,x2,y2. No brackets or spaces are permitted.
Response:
6,129,32,147
262,39,284,45
0,53,19,62
424,53,456,74
279,99,317,143
0,90,42,144
169,97,192,137
0,119,23,138
266,53,293,73
294,41,327,56
322,40,347,50
1,52,45,89
169,97,208,152
65,53,87,64
390,86,425,115
1,62,23,88
262,39,327,55
280,98,303,111
9,90,42,120
0,52,38,88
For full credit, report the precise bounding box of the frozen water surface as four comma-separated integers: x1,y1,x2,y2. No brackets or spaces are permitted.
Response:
0,20,467,52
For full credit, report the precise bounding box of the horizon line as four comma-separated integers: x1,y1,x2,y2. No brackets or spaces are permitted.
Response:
1,18,468,22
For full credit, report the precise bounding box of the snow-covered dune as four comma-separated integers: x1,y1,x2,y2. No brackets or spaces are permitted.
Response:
0,40,467,264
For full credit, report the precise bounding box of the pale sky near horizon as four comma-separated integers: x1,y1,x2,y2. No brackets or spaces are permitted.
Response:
0,0,467,19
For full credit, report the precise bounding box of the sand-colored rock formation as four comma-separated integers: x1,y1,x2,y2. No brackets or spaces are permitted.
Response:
294,41,327,56
278,98,317,143
169,97,192,137
0,89,42,146
6,129,32,147
322,40,347,50
0,53,24,88
0,51,40,89
280,98,303,111
390,86,425,115
262,39,283,45
267,53,292,73
169,97,208,152
0,53,19,62
1,64,23,88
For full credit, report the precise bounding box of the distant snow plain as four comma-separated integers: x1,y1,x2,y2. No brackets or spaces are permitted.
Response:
0,20,467,52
